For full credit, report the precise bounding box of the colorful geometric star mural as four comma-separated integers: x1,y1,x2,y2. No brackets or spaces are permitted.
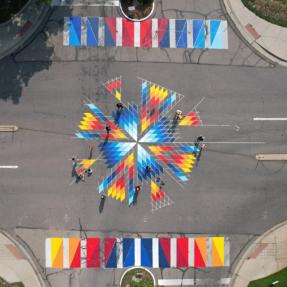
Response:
75,77,202,211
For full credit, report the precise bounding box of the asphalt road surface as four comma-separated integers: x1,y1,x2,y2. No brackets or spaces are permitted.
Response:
1,60,287,236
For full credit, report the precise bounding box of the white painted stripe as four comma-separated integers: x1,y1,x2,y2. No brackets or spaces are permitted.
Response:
158,278,232,286
174,141,265,144
222,20,228,49
254,118,287,121
81,239,87,268
169,19,176,48
152,19,158,48
98,17,105,46
220,278,231,285
63,238,69,268
170,238,177,267
134,238,141,266
52,0,119,6
117,238,123,268
205,20,210,49
188,238,194,267
206,237,212,267
152,238,159,268
81,17,87,46
224,238,230,266
116,17,122,47
134,22,140,47
45,238,52,268
63,17,69,46
0,166,18,169
187,19,193,48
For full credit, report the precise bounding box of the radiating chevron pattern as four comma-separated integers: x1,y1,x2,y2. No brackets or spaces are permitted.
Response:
64,17,228,49
46,237,230,269
75,77,205,207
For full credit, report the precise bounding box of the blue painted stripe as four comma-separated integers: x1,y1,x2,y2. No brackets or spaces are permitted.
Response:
159,243,170,268
106,242,117,268
193,19,205,48
123,239,135,267
87,17,98,47
141,239,153,267
159,21,170,48
176,19,187,48
105,19,116,46
69,16,81,46
210,20,222,49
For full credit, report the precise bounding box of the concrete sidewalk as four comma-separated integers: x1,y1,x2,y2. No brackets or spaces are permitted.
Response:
0,0,50,60
0,229,47,287
222,0,287,67
231,220,287,287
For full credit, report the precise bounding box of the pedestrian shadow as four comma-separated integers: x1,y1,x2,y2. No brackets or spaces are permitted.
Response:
99,196,106,213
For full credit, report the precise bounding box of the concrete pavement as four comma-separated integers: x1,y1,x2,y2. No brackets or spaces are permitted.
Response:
222,0,287,67
0,229,47,287
231,220,287,287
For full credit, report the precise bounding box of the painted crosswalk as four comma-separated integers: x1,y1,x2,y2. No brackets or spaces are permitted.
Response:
46,237,230,269
64,17,228,49
52,0,119,6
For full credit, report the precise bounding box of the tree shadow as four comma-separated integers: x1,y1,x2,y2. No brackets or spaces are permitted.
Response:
0,6,72,104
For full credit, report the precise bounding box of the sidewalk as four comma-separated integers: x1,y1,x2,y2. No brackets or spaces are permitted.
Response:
0,229,47,287
0,0,50,60
222,0,287,67
231,220,287,287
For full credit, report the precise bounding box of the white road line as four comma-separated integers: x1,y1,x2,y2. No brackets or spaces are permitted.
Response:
0,165,18,169
253,118,287,121
51,0,119,6
173,142,266,144
158,278,231,286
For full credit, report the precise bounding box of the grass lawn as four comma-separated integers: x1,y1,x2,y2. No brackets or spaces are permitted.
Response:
0,276,24,287
241,0,287,27
0,0,29,24
248,266,287,287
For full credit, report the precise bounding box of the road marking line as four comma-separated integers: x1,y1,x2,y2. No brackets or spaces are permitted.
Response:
253,118,287,121
174,142,265,144
0,166,18,169
51,0,119,6
158,278,231,286
256,154,287,161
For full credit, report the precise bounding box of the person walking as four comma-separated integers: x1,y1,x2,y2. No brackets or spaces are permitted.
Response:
106,125,111,134
116,102,124,110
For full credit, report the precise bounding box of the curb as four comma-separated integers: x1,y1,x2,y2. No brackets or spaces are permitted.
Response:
220,0,287,68
0,229,50,287
0,3,51,60
230,220,287,287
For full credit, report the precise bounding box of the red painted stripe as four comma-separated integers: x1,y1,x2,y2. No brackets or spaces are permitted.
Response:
105,17,117,43
158,154,169,164
194,240,206,267
177,238,188,267
70,242,81,268
122,19,134,47
104,238,116,265
158,19,168,44
87,238,100,268
159,238,171,265
140,19,152,48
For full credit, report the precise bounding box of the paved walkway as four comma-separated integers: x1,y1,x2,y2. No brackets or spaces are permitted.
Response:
0,230,47,287
223,0,287,67
231,220,287,287
0,0,50,60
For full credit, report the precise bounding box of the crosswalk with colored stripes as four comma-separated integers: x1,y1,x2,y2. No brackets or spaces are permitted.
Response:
64,17,228,49
46,237,230,269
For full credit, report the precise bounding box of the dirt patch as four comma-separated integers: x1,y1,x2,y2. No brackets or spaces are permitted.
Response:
242,0,287,27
